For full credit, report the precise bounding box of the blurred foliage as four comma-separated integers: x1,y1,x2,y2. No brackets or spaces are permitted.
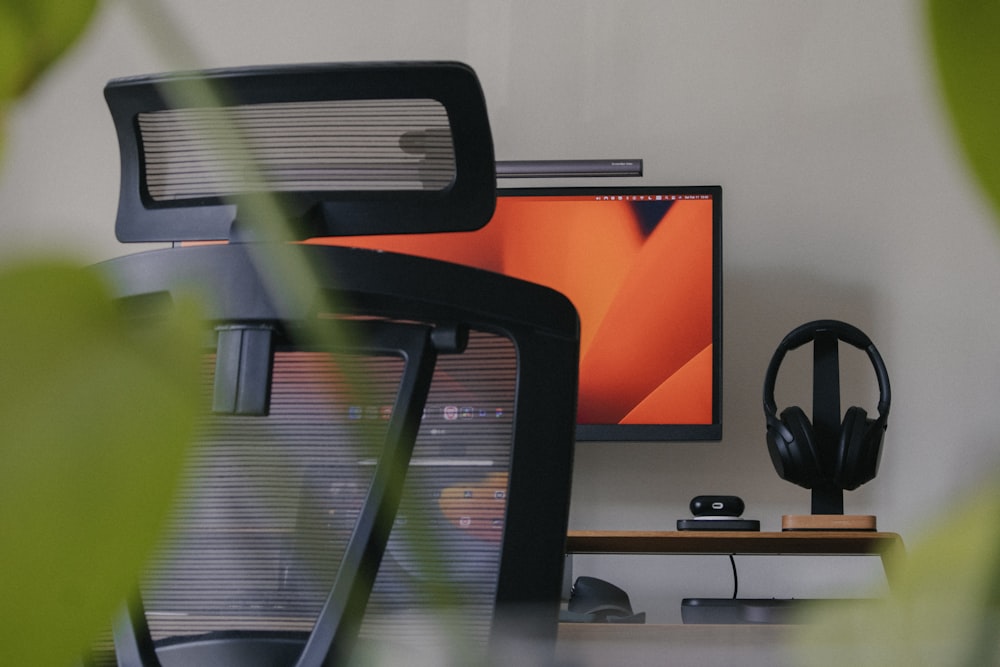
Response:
794,487,1000,666
927,0,1000,226
794,2,1000,664
0,0,98,158
0,261,203,665
0,3,204,665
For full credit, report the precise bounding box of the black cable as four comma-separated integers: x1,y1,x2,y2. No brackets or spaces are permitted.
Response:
729,554,738,599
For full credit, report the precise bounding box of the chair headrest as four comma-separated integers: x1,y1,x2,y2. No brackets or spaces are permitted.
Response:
104,61,496,243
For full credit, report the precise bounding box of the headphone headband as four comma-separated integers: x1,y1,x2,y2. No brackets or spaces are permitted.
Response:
762,320,891,422
781,319,872,351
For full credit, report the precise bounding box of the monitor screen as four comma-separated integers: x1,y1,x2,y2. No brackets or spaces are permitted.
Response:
309,185,722,442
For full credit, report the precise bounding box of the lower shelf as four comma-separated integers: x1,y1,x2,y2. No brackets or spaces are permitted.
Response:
565,530,904,588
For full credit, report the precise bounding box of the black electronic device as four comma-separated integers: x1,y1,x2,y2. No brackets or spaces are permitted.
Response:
678,494,759,531
690,495,745,517
561,576,646,624
681,598,876,624
762,320,891,493
676,518,760,531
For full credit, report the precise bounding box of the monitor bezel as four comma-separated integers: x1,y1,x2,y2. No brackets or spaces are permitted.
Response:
496,185,722,443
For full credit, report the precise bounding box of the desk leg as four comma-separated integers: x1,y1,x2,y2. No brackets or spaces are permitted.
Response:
880,538,906,591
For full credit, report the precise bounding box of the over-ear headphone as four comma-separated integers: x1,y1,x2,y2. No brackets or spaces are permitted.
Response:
762,320,890,491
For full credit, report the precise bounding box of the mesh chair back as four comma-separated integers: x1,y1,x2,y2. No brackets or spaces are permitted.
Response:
99,242,578,666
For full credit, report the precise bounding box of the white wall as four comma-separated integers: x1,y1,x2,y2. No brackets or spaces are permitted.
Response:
4,0,1000,627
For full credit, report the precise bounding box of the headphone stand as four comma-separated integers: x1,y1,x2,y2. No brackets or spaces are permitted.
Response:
810,331,844,515
781,513,876,531
785,331,875,530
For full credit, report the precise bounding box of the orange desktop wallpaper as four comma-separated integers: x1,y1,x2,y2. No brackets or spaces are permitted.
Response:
309,195,714,426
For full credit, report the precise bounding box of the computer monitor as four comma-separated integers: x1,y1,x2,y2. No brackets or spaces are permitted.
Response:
310,185,722,442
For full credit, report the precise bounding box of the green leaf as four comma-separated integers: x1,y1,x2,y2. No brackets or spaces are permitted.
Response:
0,260,202,666
0,0,98,100
0,0,99,163
928,0,1000,226
793,486,1000,666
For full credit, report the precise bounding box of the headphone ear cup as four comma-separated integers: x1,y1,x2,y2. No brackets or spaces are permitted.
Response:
837,406,882,490
772,406,824,489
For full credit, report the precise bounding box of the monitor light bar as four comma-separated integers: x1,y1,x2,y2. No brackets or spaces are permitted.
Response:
496,159,643,178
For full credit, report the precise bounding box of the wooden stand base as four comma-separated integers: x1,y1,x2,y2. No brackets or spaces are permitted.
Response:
782,514,876,531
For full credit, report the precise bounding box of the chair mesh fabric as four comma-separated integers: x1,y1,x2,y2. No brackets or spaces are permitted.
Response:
137,99,456,201
137,329,516,659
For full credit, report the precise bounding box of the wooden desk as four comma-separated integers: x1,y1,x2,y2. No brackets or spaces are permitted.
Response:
566,530,904,588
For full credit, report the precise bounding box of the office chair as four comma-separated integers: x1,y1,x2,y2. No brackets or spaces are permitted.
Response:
96,62,579,666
